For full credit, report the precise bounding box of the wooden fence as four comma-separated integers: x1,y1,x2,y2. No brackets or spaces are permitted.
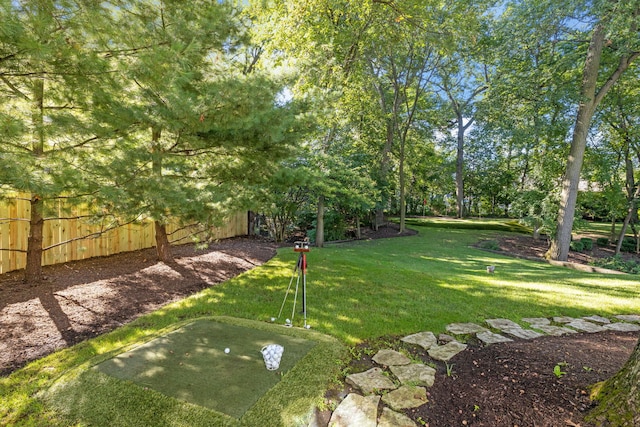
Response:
0,194,248,274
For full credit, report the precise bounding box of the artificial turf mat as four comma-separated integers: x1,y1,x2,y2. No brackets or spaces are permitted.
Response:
96,319,316,419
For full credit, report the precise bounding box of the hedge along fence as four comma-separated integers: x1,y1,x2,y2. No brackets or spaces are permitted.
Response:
0,194,248,274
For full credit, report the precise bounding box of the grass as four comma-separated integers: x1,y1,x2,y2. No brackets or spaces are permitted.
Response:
2,218,640,426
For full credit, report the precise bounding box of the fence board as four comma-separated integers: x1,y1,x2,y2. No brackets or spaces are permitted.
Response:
0,193,248,274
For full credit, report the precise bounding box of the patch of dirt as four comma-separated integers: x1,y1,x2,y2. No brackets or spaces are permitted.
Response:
1,225,638,427
0,237,277,376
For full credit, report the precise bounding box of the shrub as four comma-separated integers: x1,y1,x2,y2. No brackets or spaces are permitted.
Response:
570,240,584,252
590,256,640,274
580,238,593,251
620,237,637,253
596,237,609,247
478,240,501,251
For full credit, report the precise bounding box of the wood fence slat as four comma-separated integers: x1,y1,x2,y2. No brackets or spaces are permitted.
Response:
0,193,247,274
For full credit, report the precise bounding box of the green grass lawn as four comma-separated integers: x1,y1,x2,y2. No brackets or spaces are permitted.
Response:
2,219,640,426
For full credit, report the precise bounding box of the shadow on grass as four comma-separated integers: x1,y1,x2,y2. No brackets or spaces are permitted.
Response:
42,317,346,427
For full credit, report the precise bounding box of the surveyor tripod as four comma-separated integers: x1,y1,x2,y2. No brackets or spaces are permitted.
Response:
274,241,310,329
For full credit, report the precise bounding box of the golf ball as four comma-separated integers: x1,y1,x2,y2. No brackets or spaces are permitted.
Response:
270,317,276,322
285,319,291,324
224,348,230,354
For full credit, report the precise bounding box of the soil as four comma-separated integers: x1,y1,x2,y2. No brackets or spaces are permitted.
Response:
1,225,638,427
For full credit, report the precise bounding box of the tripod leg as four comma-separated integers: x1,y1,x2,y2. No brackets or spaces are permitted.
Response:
277,263,298,320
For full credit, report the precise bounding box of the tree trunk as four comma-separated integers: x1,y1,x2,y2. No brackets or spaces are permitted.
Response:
315,195,325,248
25,195,44,283
549,18,639,260
455,114,465,218
548,24,605,261
398,137,406,233
154,220,173,263
25,78,45,283
587,339,640,426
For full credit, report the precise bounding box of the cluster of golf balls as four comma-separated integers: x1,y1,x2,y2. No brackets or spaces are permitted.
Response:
261,344,284,371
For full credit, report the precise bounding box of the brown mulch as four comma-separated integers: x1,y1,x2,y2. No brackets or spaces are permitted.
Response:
1,227,638,427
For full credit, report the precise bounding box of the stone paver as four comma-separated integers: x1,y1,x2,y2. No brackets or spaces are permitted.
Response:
428,341,467,361
566,319,606,333
534,325,578,336
553,316,576,324
615,314,640,323
372,349,411,366
378,408,417,427
445,322,488,335
485,318,521,330
583,315,611,324
390,363,436,387
501,327,544,340
401,331,437,350
477,331,513,344
604,322,640,332
328,393,379,427
346,368,397,394
522,317,551,326
334,314,628,424
381,385,428,411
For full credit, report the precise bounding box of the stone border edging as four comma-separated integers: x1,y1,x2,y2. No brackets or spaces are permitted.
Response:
327,313,640,427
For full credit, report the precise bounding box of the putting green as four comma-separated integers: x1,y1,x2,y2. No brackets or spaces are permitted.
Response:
96,319,316,419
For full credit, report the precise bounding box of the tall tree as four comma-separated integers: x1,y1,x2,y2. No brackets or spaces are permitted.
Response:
89,0,297,262
0,0,114,282
548,1,640,261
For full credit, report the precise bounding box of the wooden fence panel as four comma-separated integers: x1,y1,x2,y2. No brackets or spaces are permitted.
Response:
0,194,248,274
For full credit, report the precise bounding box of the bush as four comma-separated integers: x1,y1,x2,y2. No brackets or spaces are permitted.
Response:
590,256,640,274
596,237,609,247
478,240,501,251
570,240,584,252
620,237,637,253
580,238,593,251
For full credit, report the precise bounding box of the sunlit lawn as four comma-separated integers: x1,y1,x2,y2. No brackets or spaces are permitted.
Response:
2,219,640,425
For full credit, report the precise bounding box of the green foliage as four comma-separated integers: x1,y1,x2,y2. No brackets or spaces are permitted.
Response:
307,210,349,243
553,362,568,378
570,240,584,252
597,237,610,247
591,256,640,274
478,240,501,251
620,238,637,253
580,238,593,251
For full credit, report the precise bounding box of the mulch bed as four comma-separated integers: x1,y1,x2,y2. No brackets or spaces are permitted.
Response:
1,226,638,427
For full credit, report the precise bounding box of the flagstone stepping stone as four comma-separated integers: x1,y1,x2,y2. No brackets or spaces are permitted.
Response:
389,363,436,387
378,407,417,427
428,341,467,361
372,349,411,366
381,385,428,411
553,316,576,324
401,331,437,350
501,327,544,340
438,333,457,343
328,393,380,427
477,331,513,345
445,322,488,335
603,322,640,332
346,368,397,394
615,314,640,323
566,319,606,333
522,317,551,326
583,315,611,324
485,318,521,330
533,325,578,336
